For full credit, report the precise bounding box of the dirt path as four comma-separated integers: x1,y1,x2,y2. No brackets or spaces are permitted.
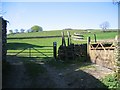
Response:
3,56,55,88
3,57,32,88
3,56,114,88
41,63,69,88
39,62,113,88
82,64,114,79
3,59,27,88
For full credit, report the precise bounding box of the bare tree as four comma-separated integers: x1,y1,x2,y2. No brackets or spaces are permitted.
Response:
99,21,110,32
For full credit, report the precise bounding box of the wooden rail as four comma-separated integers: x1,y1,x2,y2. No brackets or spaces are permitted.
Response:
87,36,117,70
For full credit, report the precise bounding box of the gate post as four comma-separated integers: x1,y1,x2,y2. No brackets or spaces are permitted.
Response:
94,34,97,43
87,37,91,60
67,31,71,46
53,42,57,60
61,32,66,47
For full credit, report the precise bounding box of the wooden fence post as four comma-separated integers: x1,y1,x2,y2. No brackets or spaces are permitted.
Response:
114,35,120,80
67,31,71,46
87,37,91,59
94,34,97,43
61,32,66,47
53,42,57,60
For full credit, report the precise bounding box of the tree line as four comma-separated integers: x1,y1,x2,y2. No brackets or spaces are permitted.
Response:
9,25,43,34
9,21,112,34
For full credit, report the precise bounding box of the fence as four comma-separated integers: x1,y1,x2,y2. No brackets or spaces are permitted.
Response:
87,37,117,70
7,42,57,59
71,33,84,41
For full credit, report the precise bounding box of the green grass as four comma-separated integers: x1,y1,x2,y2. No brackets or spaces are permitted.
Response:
78,64,96,70
7,29,117,39
7,38,61,57
6,29,119,88
7,29,117,58
46,57,91,69
101,73,120,89
7,30,63,38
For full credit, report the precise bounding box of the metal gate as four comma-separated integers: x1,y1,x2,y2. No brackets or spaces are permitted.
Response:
7,45,54,58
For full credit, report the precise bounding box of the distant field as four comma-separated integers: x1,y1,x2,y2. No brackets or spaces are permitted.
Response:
7,29,117,40
7,29,117,57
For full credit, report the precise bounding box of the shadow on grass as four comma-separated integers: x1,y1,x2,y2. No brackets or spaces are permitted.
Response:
7,42,53,58
7,42,46,50
3,55,109,88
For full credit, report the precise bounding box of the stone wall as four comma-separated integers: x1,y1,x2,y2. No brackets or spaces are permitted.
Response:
1,17,7,62
58,44,87,61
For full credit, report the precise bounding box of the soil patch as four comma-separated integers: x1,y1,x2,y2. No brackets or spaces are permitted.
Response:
3,56,114,88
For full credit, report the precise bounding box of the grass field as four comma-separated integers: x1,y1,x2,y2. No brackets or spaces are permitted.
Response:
7,29,117,39
7,29,117,58
6,29,119,89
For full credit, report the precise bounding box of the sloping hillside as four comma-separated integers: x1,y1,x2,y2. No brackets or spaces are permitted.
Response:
7,29,117,40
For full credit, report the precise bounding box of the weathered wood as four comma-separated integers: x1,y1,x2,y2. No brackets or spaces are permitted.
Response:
88,41,117,70
90,47,115,50
61,32,66,47
87,37,91,58
67,31,70,46
94,34,97,43
114,35,120,78
53,42,57,60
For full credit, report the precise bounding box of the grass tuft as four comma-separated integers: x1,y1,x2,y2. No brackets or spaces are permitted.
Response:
101,73,120,89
